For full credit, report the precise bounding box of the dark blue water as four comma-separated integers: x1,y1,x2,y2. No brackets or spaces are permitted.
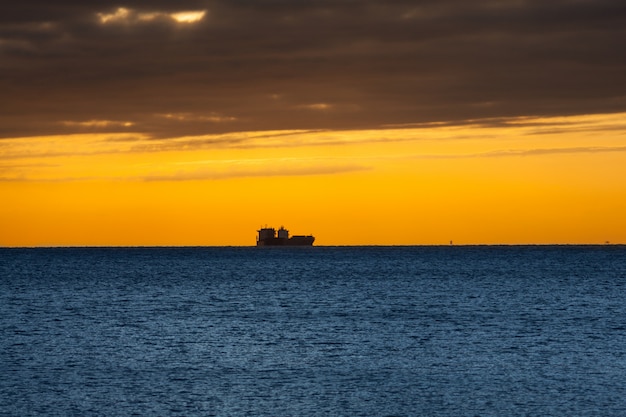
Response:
2,246,626,416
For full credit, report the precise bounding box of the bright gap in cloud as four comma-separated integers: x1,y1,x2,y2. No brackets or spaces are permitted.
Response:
170,11,207,23
61,120,134,128
97,8,207,25
98,8,131,24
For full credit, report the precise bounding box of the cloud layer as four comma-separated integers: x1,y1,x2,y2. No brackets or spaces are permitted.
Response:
2,112,625,182
2,0,625,139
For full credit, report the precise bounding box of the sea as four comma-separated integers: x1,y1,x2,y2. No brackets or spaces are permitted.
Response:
1,245,626,416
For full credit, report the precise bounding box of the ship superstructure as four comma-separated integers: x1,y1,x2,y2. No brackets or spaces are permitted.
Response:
256,226,315,246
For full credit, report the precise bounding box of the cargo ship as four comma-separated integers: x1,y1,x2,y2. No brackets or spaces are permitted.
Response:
256,226,315,246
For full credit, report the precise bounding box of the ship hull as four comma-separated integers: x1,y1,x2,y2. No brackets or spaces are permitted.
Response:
256,236,315,246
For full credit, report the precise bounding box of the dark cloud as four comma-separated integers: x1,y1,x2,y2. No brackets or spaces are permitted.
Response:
1,0,625,138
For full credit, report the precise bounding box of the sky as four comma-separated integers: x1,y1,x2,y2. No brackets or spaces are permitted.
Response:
1,0,625,246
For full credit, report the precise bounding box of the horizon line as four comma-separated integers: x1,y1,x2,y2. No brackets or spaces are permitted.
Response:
1,243,623,249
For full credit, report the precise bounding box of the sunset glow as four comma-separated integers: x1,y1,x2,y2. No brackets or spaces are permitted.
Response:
2,113,625,246
2,1,625,246
97,7,206,25
170,11,207,24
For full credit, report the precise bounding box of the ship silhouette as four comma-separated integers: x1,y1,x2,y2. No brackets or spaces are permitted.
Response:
256,226,315,246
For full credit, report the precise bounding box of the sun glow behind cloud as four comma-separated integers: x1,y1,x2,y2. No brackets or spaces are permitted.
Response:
61,120,134,128
170,11,207,23
97,7,207,25
97,7,131,24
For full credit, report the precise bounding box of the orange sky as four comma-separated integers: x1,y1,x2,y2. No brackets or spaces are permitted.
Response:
2,2,625,246
2,113,625,246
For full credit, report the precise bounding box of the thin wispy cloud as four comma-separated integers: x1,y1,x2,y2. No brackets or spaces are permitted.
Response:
140,164,370,182
157,113,237,123
477,146,626,158
2,113,626,162
406,146,626,160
